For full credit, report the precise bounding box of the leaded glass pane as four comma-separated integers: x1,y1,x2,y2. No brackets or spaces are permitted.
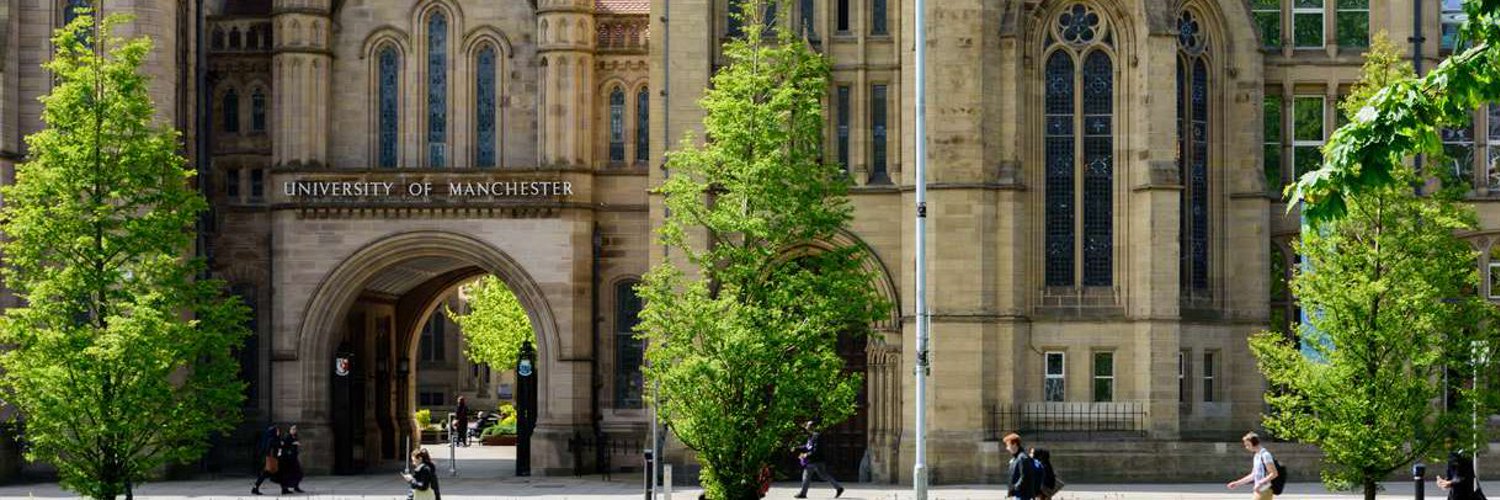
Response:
615,282,644,409
1253,12,1282,49
1178,11,1205,53
223,89,240,133
252,90,266,132
837,86,850,172
871,84,889,183
379,47,399,168
1293,146,1322,176
872,0,887,35
428,13,448,167
1044,51,1075,287
1293,97,1324,141
1057,4,1102,45
609,88,625,163
1337,11,1369,47
1044,378,1064,402
1188,58,1209,291
1082,51,1112,287
1293,12,1324,48
476,46,497,168
637,90,650,163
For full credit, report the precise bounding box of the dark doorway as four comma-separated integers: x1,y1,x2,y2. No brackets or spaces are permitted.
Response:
774,328,870,482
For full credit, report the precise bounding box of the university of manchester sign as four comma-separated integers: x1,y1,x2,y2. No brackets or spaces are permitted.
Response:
282,180,575,199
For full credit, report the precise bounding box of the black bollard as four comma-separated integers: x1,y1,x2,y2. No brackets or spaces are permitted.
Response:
644,448,655,500
1414,462,1426,500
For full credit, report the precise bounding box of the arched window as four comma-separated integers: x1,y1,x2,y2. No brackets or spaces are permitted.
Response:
614,281,644,409
476,45,498,168
223,88,240,133
378,46,400,168
427,12,449,167
1178,10,1210,296
251,89,266,132
636,88,650,163
1043,3,1115,288
609,87,625,163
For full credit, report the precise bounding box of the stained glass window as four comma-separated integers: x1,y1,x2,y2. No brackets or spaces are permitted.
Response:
378,46,399,168
872,0,887,35
636,89,650,163
1178,11,1210,294
1293,0,1324,48
428,12,448,168
251,89,266,132
615,281,645,409
223,88,240,133
609,88,625,163
837,85,850,172
1045,3,1113,289
476,45,498,168
1264,95,1283,194
870,84,889,184
1251,0,1280,49
1044,51,1076,288
1336,0,1368,47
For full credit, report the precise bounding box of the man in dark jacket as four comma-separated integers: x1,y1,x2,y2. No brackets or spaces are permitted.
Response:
454,396,470,447
1438,449,1481,500
1004,433,1037,500
793,420,844,499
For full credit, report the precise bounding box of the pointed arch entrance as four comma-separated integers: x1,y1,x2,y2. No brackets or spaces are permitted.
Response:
288,230,561,474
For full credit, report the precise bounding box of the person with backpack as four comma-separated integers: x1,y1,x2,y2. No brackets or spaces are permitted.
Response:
1004,433,1039,500
792,420,844,499
1227,432,1280,500
1029,447,1063,500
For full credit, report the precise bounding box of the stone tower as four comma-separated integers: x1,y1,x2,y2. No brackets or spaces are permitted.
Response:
271,0,331,167
536,0,596,167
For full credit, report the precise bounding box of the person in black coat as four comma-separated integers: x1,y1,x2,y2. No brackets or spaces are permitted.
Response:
1438,449,1480,500
279,425,305,494
792,420,844,499
402,448,442,500
251,426,282,496
454,396,470,447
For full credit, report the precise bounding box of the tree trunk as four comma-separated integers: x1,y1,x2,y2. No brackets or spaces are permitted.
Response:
1364,477,1378,500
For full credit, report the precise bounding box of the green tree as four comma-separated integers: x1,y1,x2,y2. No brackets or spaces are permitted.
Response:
0,12,249,500
1250,34,1500,500
1291,0,1500,223
636,2,887,498
445,275,534,370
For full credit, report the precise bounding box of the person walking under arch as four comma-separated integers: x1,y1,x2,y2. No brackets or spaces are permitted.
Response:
279,425,305,494
792,420,844,499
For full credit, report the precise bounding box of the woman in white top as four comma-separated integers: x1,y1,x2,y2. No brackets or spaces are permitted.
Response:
1227,432,1278,500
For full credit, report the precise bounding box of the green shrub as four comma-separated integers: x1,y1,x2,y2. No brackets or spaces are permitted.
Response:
414,409,431,429
481,421,517,438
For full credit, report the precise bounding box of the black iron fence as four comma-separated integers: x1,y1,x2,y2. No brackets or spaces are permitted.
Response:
568,432,646,478
987,401,1149,441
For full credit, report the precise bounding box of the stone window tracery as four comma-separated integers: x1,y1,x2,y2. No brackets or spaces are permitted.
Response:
1043,3,1114,289
609,87,625,163
427,12,449,167
378,46,400,168
1177,10,1210,296
636,88,650,163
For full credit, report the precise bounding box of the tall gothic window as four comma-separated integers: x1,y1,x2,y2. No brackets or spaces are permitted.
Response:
223,88,240,133
609,87,626,163
615,281,645,409
1177,10,1210,296
636,88,650,163
251,89,266,132
871,0,887,35
428,12,449,167
870,84,889,183
378,46,400,168
837,85,850,172
1044,3,1115,288
476,45,498,168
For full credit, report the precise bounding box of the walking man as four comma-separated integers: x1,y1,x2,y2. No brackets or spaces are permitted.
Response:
454,396,470,447
793,420,844,499
1227,431,1279,500
1004,433,1038,500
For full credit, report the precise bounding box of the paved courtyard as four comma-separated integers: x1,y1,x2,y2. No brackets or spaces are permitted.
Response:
0,445,1440,499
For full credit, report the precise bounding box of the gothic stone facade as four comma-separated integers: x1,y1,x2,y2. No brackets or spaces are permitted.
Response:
0,0,1497,485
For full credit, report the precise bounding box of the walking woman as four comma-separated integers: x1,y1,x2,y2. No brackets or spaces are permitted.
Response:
402,448,441,500
279,425,305,494
251,426,282,495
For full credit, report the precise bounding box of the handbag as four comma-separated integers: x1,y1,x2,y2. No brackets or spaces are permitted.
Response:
1040,477,1065,497
412,488,437,500
264,456,279,475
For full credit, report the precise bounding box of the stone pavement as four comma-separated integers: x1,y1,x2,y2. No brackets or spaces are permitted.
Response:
0,445,1439,499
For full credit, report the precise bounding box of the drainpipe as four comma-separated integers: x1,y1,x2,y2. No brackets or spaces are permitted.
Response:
591,222,603,471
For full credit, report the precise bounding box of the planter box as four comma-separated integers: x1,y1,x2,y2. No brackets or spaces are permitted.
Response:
482,435,517,446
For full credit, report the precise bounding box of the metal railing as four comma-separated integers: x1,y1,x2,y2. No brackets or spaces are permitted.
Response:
568,432,645,479
987,401,1149,441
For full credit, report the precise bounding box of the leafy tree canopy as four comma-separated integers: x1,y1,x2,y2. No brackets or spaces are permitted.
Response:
445,275,534,371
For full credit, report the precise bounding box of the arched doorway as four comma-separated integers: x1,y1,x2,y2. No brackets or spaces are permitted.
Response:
291,231,560,475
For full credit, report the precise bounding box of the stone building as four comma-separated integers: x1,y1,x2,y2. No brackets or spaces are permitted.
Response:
0,0,1495,485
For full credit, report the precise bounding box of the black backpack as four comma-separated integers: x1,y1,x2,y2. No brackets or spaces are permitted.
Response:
1015,455,1043,497
1271,460,1288,495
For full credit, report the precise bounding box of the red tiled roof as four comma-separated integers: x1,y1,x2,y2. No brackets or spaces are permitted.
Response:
597,0,649,15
